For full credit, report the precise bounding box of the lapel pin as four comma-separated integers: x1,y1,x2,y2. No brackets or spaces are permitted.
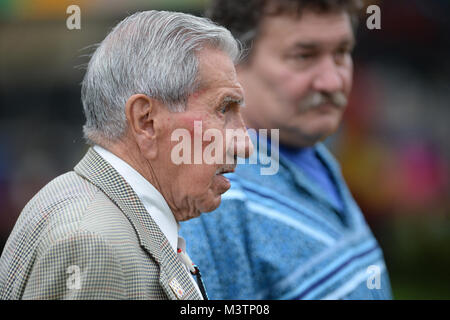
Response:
169,278,184,299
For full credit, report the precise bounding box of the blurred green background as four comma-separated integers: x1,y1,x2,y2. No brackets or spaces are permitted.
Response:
0,0,449,299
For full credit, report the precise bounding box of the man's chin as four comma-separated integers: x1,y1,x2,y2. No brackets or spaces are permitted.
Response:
282,123,340,146
180,193,224,221
200,194,222,213
212,174,231,194
280,130,323,148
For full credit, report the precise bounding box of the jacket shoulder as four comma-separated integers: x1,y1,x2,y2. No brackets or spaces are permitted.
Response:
0,171,146,299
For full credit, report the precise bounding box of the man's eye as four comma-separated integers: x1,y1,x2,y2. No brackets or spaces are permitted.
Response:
336,48,350,56
219,103,230,114
334,47,352,63
337,46,354,56
291,52,315,60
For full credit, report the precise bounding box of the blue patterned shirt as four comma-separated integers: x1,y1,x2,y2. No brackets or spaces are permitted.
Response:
180,142,392,300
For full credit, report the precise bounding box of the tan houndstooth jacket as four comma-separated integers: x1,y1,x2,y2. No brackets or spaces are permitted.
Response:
0,148,202,300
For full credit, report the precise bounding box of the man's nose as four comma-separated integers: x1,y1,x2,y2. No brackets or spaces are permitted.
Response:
312,56,344,93
226,115,254,160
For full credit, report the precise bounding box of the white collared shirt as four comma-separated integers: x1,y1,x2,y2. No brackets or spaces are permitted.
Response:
94,145,179,251
93,145,203,299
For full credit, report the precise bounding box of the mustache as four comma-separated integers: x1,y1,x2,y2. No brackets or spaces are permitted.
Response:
298,91,348,112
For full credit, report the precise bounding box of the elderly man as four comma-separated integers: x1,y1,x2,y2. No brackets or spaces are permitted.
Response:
0,10,251,300
181,0,393,299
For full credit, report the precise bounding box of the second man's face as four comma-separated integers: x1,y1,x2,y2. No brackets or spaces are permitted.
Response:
238,10,355,147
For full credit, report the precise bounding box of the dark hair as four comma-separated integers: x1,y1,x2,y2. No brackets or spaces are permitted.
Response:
205,0,363,61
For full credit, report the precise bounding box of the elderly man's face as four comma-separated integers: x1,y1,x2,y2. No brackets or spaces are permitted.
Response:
238,10,355,147
157,48,252,221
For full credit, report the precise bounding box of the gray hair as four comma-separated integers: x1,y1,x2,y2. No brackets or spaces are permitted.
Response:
81,10,241,145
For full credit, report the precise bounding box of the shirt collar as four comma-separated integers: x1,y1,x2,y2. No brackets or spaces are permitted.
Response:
93,145,179,252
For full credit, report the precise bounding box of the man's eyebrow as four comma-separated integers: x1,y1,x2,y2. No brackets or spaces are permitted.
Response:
291,38,356,50
339,38,356,49
219,94,245,107
291,42,319,50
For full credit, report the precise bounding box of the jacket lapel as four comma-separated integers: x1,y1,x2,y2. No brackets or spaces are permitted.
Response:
74,148,201,300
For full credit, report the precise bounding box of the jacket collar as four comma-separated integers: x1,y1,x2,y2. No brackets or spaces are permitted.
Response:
279,143,344,213
74,148,201,300
253,133,358,229
279,143,363,229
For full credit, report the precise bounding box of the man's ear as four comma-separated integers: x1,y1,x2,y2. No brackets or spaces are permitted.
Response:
125,94,160,160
